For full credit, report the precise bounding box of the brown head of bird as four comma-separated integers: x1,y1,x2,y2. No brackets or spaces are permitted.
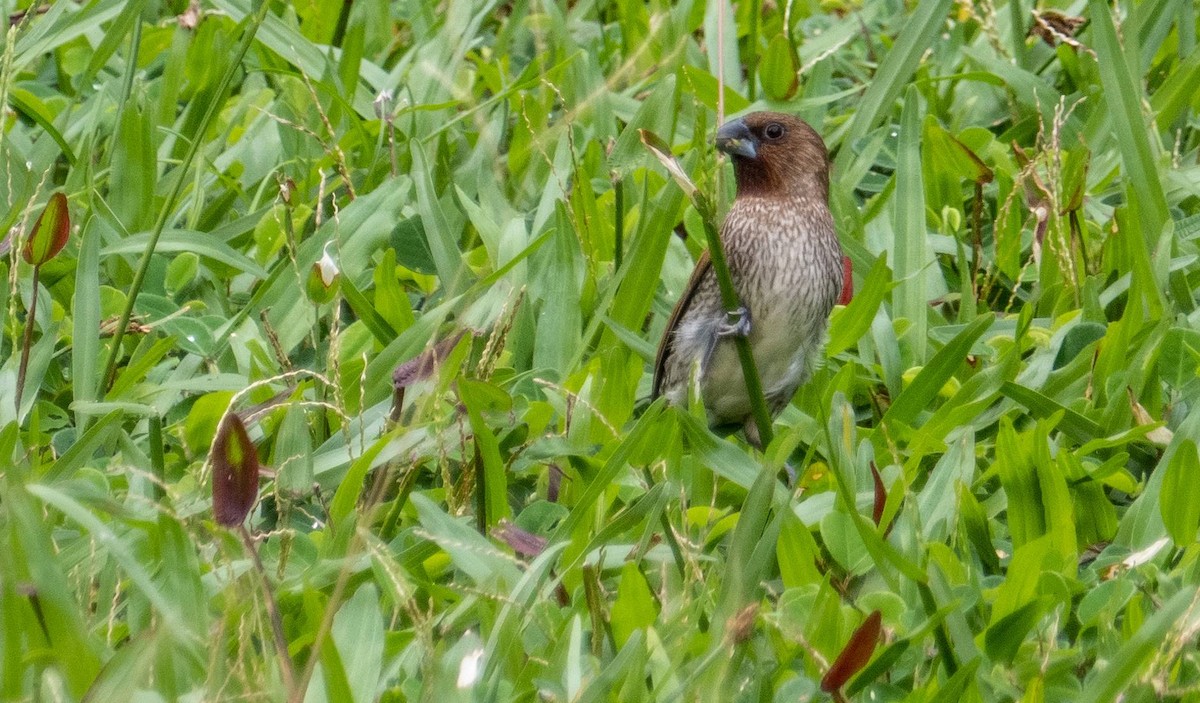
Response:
653,112,844,446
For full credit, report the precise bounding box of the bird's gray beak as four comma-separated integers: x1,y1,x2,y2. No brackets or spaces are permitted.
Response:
715,118,757,159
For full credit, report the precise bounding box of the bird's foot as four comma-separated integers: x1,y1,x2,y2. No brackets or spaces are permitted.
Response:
717,306,752,338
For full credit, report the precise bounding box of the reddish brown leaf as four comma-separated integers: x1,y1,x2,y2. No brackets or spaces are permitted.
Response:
820,610,883,693
838,255,853,305
870,462,886,527
547,463,564,503
492,519,547,557
211,413,261,527
392,332,465,390
22,192,69,266
391,332,466,422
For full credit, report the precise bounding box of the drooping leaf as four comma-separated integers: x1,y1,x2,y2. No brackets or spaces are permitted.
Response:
639,129,698,200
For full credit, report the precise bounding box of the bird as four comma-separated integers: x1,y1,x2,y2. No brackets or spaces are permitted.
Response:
652,112,844,447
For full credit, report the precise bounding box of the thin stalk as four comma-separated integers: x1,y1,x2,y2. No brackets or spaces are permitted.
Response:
918,581,959,675
101,0,271,390
474,442,487,534
238,524,299,696
708,3,772,446
15,265,39,413
290,462,393,703
148,414,165,501
971,181,983,301
612,172,623,270
695,193,774,447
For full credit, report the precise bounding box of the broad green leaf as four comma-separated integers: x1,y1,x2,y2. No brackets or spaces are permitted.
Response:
892,87,929,361
884,314,993,426
332,584,385,703
759,33,799,101
836,0,955,156
411,493,522,587
610,563,658,648
102,230,269,278
1161,439,1200,546
272,404,313,497
827,253,892,358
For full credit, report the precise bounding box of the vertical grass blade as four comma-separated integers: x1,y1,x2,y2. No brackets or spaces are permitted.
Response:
72,217,101,431
892,87,929,362
1088,0,1169,249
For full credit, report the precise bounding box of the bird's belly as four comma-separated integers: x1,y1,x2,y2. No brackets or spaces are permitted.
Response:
700,307,822,423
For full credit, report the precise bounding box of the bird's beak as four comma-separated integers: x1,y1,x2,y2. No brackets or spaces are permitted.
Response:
715,118,757,159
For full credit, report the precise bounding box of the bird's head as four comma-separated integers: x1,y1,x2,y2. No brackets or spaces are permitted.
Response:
715,112,830,200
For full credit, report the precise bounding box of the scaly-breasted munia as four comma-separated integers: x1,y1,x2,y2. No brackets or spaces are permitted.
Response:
653,112,843,445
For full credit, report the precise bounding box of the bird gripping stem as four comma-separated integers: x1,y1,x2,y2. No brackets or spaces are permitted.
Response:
692,191,775,447
638,129,776,447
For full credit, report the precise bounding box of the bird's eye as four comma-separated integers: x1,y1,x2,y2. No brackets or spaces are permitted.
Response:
763,123,785,140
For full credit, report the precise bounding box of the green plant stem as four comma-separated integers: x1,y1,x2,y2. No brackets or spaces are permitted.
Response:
148,414,165,501
612,172,623,271
15,265,39,413
746,0,761,102
694,193,775,447
101,0,270,391
474,442,487,533
331,0,353,47
918,581,959,675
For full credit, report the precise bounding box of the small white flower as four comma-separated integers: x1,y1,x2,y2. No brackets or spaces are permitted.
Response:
373,90,394,120
456,648,484,689
316,244,339,287
1124,538,1170,568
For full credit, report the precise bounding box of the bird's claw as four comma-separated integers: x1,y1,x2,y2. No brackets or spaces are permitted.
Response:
717,306,752,338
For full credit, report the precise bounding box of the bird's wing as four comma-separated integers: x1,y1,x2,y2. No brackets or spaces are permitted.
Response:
652,249,713,398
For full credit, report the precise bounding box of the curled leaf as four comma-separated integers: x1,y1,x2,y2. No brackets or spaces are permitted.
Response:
211,413,261,527
23,192,70,266
639,129,698,200
820,610,883,693
1028,9,1091,55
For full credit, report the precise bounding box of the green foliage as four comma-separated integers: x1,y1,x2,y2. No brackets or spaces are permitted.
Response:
1,0,1199,701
